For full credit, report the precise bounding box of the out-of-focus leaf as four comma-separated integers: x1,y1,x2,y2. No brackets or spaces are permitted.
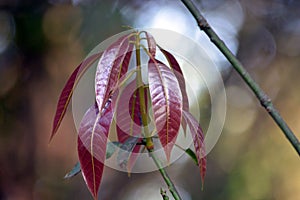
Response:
182,110,206,187
117,136,141,170
145,32,156,57
77,102,113,199
95,33,135,113
64,162,81,179
159,46,189,133
50,53,102,141
64,141,120,180
148,59,182,162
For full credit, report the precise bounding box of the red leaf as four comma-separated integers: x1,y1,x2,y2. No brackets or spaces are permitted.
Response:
145,32,156,57
77,102,113,199
116,80,148,141
159,46,189,132
148,59,182,161
50,53,102,141
95,33,135,113
115,80,148,171
182,110,206,186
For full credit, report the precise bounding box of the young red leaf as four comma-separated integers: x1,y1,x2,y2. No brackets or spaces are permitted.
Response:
159,46,189,132
77,101,113,199
148,59,182,161
95,33,135,114
182,110,206,186
145,32,156,57
115,80,148,171
50,52,102,141
116,80,148,141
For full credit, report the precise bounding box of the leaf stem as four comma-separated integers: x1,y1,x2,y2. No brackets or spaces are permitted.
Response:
181,0,300,156
135,32,183,200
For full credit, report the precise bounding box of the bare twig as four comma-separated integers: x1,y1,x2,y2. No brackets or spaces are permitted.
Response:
181,0,300,156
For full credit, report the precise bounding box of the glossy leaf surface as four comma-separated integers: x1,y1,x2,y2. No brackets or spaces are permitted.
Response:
148,59,182,161
77,102,113,199
95,34,134,113
159,46,189,132
182,110,206,186
51,53,102,141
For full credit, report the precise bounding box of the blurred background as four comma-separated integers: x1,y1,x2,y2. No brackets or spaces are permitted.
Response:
0,0,300,199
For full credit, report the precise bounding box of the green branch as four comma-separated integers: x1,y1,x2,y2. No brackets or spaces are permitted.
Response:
181,0,300,156
149,149,182,200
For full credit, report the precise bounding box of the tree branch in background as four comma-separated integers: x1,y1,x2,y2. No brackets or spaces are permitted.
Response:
181,0,300,156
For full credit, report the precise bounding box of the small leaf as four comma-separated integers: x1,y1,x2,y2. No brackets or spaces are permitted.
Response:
78,101,113,199
148,59,182,161
159,46,189,133
106,141,121,159
182,111,206,187
185,148,198,165
64,162,81,179
95,33,135,113
50,53,102,141
145,32,156,57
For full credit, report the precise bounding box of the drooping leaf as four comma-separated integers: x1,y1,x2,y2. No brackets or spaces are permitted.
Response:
148,59,183,161
50,52,102,141
64,162,81,179
182,110,206,187
95,33,135,114
116,80,148,141
77,101,113,199
145,32,156,57
115,80,148,171
159,46,189,133
64,141,120,180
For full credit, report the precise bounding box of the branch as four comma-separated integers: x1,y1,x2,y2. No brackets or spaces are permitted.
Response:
181,0,300,156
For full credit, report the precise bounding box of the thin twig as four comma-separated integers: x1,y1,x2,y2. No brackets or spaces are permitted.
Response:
181,0,300,156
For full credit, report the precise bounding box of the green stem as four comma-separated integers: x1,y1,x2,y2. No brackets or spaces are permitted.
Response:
149,149,182,200
134,33,182,200
181,0,300,156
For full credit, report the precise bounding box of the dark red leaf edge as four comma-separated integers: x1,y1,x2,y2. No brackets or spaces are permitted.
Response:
77,101,113,200
158,46,189,133
95,33,135,114
50,52,102,141
182,110,206,187
148,58,183,162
